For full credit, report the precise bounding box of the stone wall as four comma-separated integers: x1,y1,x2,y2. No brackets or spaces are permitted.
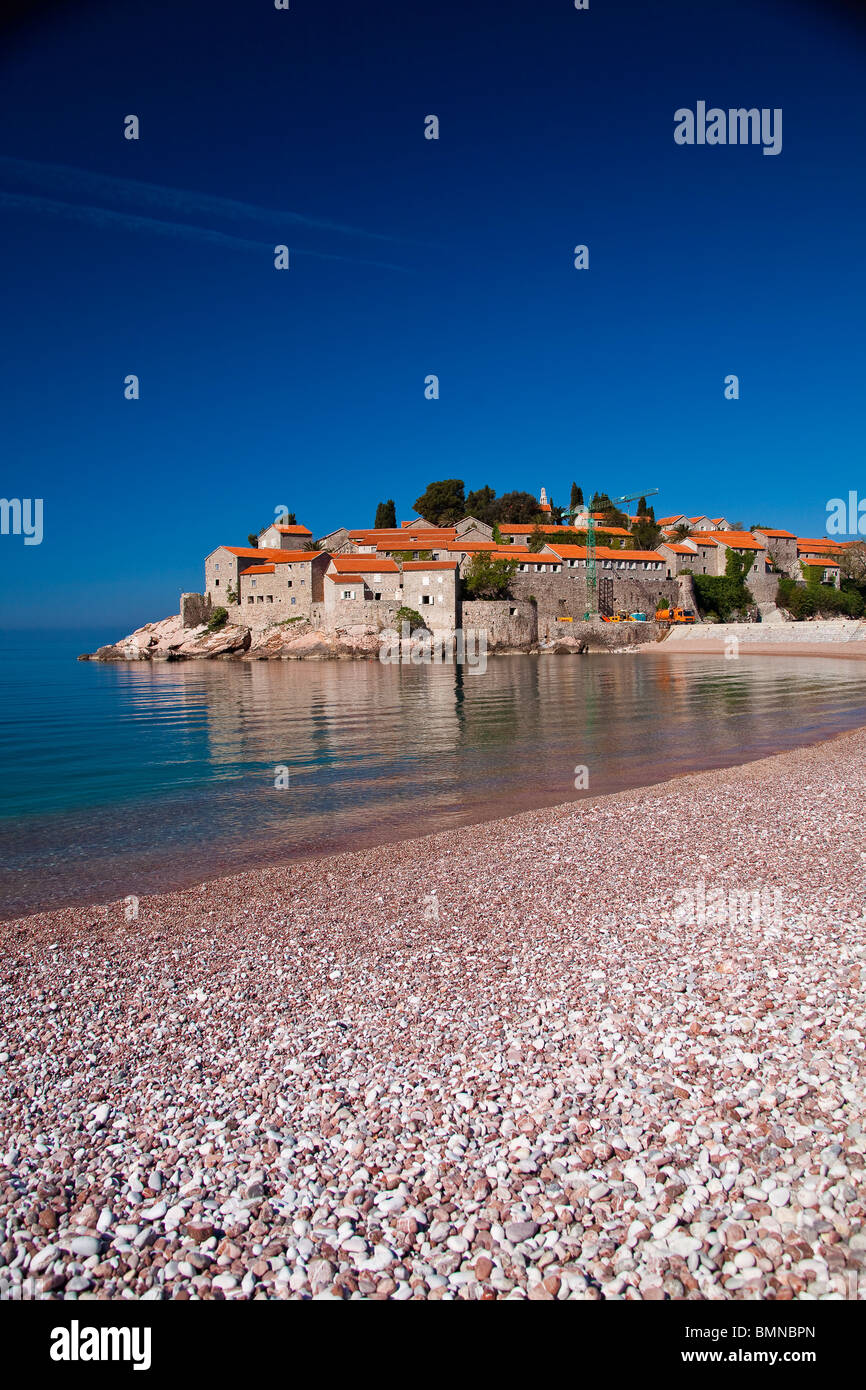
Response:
401,569,459,632
510,572,678,639
312,599,401,631
180,592,213,629
462,599,538,650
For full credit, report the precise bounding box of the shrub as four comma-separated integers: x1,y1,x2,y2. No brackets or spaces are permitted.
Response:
393,605,429,634
777,578,863,620
463,553,518,599
207,606,228,632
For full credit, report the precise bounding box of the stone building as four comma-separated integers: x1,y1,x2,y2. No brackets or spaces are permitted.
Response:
400,560,459,632
237,550,329,618
256,521,314,549
752,528,799,579
325,553,401,599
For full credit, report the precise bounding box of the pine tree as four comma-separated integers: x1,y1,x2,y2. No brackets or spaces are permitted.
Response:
570,482,583,511
374,499,397,528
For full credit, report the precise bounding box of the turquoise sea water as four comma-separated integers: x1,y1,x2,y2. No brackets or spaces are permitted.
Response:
1,629,864,919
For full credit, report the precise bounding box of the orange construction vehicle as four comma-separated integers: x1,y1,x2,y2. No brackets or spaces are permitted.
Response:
655,606,697,626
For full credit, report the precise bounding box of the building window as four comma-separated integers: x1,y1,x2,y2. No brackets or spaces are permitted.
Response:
373,592,381,601
287,579,293,588
421,594,432,605
214,563,220,571
215,579,220,586
247,596,254,605
257,595,263,603
342,590,354,600
291,597,296,605
252,579,256,587
266,595,273,603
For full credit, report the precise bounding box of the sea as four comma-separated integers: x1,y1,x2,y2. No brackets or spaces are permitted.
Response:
1,629,864,919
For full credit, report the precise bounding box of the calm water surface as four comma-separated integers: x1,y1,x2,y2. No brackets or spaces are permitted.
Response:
1,630,864,918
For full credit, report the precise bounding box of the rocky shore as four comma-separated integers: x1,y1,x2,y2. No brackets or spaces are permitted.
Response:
2,727,864,1300
79,612,662,662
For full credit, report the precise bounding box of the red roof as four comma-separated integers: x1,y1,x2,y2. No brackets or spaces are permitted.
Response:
402,560,458,570
239,564,275,575
703,531,766,550
797,538,843,551
219,546,321,563
662,543,697,555
327,572,365,584
329,554,399,573
755,528,796,538
268,524,312,536
800,557,840,567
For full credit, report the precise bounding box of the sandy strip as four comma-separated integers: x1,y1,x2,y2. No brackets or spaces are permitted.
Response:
642,640,866,660
1,730,865,1300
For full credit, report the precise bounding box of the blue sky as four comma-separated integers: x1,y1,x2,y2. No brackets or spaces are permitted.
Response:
1,0,865,630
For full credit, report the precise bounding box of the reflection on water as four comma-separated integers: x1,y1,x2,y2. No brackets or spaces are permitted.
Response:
1,639,864,918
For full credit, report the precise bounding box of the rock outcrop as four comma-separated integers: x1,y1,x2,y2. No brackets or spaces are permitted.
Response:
81,615,665,663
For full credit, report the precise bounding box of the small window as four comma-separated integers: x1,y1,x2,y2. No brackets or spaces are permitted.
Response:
342,589,354,600
247,596,254,605
215,578,220,586
252,579,257,587
214,563,220,571
266,595,273,603
257,595,263,603
421,594,432,605
287,579,293,588
291,597,296,605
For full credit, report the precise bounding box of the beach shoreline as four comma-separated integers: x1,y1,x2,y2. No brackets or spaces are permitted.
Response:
2,727,865,1300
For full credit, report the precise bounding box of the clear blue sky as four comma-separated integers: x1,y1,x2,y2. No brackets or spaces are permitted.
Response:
1,0,865,630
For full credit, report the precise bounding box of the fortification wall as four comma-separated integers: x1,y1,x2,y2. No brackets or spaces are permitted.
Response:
462,599,537,650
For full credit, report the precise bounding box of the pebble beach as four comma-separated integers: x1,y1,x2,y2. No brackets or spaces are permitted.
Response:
2,726,865,1301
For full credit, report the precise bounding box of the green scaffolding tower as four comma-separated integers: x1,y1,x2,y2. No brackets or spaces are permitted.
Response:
565,486,659,622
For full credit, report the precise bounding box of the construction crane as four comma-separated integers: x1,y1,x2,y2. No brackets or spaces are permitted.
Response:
565,487,659,620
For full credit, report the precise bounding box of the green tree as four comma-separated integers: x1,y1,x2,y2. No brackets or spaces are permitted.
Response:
570,482,583,512
412,479,466,525
374,499,397,528
393,605,430,633
464,485,498,525
247,534,259,547
494,490,542,523
631,518,663,551
463,553,518,599
527,525,547,553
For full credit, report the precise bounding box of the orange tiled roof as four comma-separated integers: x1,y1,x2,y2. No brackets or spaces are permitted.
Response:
800,557,840,567
221,546,321,563
662,543,697,555
239,564,275,575
329,554,399,573
349,527,456,542
326,572,366,584
269,524,312,536
755,528,796,538
402,560,458,570
504,549,562,563
703,531,766,550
